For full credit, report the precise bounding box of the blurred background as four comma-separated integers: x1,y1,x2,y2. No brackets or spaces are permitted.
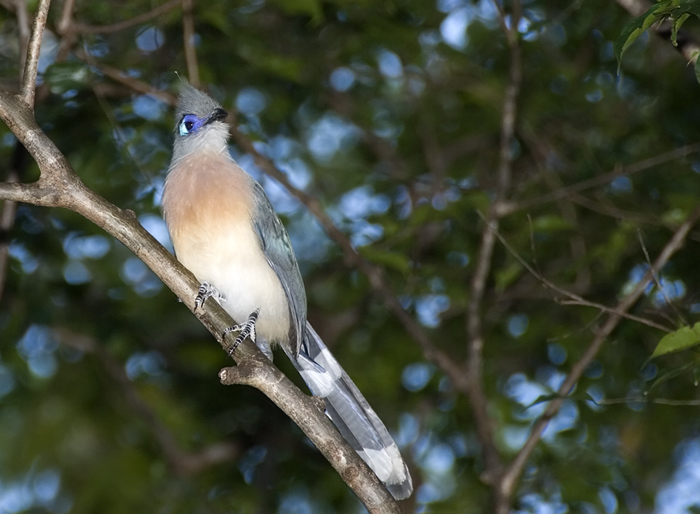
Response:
2,0,700,512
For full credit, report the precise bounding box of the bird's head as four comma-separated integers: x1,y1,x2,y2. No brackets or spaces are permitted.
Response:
172,81,230,162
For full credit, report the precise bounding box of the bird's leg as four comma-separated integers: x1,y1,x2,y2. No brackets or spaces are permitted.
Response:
194,281,226,311
222,308,260,356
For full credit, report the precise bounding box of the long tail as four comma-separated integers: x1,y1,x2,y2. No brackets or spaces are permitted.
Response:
284,322,413,500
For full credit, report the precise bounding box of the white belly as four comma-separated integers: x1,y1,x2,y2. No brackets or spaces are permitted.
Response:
174,219,291,345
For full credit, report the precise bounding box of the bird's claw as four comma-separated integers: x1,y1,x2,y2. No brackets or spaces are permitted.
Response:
223,308,260,356
194,282,226,311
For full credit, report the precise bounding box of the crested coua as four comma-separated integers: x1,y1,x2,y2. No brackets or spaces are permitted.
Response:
161,83,412,500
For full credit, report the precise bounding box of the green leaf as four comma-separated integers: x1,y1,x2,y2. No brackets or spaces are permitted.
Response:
614,2,668,72
671,12,691,45
678,0,700,19
650,322,700,359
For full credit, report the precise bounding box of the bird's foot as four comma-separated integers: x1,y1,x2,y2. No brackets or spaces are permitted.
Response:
194,282,226,311
222,308,260,356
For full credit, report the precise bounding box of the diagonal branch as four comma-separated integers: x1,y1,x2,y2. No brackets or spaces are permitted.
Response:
482,211,672,333
71,0,182,34
82,56,177,103
500,142,700,217
497,203,700,502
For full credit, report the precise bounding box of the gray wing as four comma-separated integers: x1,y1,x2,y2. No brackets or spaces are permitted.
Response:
251,182,413,500
250,181,307,355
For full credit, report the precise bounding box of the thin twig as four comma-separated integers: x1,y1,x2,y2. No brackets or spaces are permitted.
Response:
595,397,700,406
54,0,78,62
72,0,181,34
56,0,76,34
556,299,670,332
498,204,700,499
483,211,672,333
0,142,29,303
521,130,591,292
0,173,18,302
637,228,687,327
15,0,31,72
569,194,660,225
500,142,700,216
467,0,522,489
19,0,51,107
540,394,700,407
82,56,177,104
182,0,200,87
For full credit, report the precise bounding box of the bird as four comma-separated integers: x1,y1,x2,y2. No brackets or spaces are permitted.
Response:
161,82,413,500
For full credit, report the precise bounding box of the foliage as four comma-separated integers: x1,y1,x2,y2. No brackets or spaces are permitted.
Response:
615,0,700,81
3,0,700,513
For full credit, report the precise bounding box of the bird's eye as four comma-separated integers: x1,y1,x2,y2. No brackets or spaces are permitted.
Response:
178,115,199,136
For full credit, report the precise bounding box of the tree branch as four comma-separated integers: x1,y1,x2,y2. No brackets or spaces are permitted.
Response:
0,143,28,302
14,0,31,73
83,57,177,103
19,0,50,107
500,142,700,217
497,203,700,501
182,0,200,88
483,211,673,333
71,0,182,35
467,0,523,494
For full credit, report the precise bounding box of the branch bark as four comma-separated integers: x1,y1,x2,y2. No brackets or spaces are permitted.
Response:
19,0,50,107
